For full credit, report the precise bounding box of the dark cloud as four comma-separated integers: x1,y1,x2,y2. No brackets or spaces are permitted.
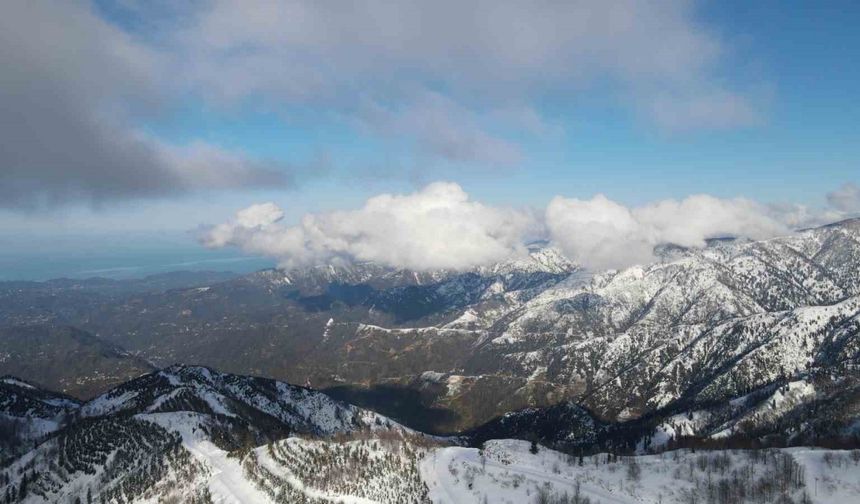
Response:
0,0,291,210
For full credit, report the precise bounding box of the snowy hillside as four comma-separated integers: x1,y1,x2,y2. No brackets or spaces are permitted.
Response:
3,368,860,503
77,365,401,436
0,377,79,458
421,439,860,504
0,366,414,503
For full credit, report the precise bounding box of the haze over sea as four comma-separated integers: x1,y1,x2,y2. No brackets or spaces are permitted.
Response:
0,232,273,281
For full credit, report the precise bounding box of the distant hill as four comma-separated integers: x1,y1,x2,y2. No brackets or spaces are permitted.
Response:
0,325,153,399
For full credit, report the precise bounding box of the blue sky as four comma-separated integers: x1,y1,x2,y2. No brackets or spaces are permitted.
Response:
131,0,859,208
1,0,859,277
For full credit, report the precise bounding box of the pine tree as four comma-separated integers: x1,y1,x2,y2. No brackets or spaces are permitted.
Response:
17,473,27,501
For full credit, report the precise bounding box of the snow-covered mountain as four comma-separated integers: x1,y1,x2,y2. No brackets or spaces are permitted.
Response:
302,218,860,434
4,377,859,504
78,364,404,436
0,366,418,503
462,219,860,426
1,377,81,459
2,219,859,440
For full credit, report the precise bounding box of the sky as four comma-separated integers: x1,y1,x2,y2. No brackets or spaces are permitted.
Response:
1,0,859,278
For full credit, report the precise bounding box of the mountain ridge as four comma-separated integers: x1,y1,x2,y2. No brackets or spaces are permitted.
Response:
1,219,859,435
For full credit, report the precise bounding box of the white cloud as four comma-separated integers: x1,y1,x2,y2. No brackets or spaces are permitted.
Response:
545,194,656,270
202,182,536,270
205,182,859,272
180,0,733,102
645,89,761,132
543,192,860,269
4,0,768,210
546,193,791,269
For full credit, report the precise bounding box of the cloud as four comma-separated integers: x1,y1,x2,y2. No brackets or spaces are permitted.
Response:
645,89,761,132
546,186,860,269
205,181,859,272
164,0,760,163
545,195,656,270
763,202,846,230
180,0,736,100
543,191,860,269
3,0,765,209
545,194,793,269
202,182,536,271
0,0,292,210
827,183,860,213
358,91,523,166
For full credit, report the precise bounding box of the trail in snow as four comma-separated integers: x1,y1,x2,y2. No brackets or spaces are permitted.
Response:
186,440,272,504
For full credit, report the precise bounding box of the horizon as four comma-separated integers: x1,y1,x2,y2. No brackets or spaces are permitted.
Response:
5,214,860,282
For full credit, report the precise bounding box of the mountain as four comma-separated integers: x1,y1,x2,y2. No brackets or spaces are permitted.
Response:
5,368,857,504
0,220,859,436
0,247,578,432
0,377,80,459
0,366,416,503
468,368,860,456
0,325,153,399
461,218,860,427
5,369,860,504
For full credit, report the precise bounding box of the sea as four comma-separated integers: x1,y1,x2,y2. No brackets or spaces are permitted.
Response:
0,232,275,281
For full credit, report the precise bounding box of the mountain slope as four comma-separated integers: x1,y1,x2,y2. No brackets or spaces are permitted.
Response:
0,377,80,459
3,367,860,503
0,325,153,399
0,366,415,503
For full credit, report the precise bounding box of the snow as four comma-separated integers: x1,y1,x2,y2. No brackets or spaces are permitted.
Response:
420,440,860,504
421,371,447,383
446,375,466,397
1,377,35,389
421,440,632,504
193,440,271,504
0,412,61,439
79,389,139,417
141,412,273,504
788,448,860,503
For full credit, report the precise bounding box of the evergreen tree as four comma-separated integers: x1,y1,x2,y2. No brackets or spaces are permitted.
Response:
17,474,27,501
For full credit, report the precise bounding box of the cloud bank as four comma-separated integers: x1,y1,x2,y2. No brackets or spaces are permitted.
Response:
204,182,858,272
202,182,536,270
545,194,789,269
